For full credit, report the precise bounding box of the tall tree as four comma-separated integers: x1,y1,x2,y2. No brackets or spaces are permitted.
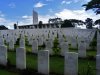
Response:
85,18,93,29
39,21,43,28
83,0,100,14
61,19,74,28
14,23,17,29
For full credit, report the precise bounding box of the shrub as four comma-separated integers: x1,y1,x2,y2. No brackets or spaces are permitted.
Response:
52,37,60,55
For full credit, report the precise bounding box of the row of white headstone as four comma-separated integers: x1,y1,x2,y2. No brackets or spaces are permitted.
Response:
0,45,100,75
0,44,78,75
0,28,95,49
0,32,87,58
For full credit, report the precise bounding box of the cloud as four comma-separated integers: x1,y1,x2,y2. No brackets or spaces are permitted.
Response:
70,0,90,3
85,0,91,2
55,9,100,21
61,1,72,4
0,11,16,29
0,17,6,23
0,12,6,23
22,15,31,19
8,2,16,8
34,2,46,8
39,15,55,23
18,15,55,25
18,14,55,25
0,19,15,29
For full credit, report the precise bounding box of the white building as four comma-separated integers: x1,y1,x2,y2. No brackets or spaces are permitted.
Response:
33,10,38,25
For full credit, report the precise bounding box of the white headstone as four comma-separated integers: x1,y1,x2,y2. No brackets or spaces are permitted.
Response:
71,37,77,48
32,39,38,53
78,41,86,58
38,50,49,75
9,40,14,50
96,54,100,75
60,42,69,56
45,39,53,55
97,42,100,55
64,52,78,75
20,38,25,48
16,47,26,69
0,35,4,46
0,45,7,66
38,37,43,46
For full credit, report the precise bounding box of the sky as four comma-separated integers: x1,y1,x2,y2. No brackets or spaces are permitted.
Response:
0,0,100,29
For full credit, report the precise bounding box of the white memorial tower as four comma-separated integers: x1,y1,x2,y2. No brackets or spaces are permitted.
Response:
33,9,38,25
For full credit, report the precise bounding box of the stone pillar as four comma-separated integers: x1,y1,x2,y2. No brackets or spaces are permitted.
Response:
64,52,78,75
38,50,49,75
16,47,26,69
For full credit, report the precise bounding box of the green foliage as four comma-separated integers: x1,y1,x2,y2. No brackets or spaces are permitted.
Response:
69,19,85,26
14,23,17,29
38,42,45,50
52,37,60,55
63,34,66,41
86,62,95,75
83,0,100,14
85,18,93,29
61,19,74,28
95,19,100,25
78,59,96,75
38,21,43,28
15,38,20,45
25,36,29,46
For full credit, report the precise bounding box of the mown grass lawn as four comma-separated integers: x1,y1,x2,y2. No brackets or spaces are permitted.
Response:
6,49,96,75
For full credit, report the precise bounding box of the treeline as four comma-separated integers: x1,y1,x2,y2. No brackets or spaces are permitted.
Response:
61,18,100,29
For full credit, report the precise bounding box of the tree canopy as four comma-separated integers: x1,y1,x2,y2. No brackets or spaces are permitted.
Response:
69,19,85,26
38,21,43,28
85,18,93,29
14,24,17,29
95,19,100,25
61,19,74,28
83,0,100,14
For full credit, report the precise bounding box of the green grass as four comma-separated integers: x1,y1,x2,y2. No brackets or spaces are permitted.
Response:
87,50,96,57
26,54,37,70
0,69,18,75
8,51,16,65
5,39,96,75
50,56,64,74
6,51,96,75
79,58,96,75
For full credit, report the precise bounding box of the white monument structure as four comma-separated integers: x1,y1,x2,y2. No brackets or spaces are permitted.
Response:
33,9,38,25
